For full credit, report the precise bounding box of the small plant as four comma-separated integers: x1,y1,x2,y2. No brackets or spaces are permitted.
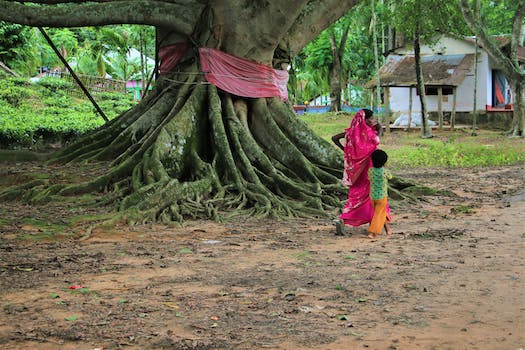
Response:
451,205,476,214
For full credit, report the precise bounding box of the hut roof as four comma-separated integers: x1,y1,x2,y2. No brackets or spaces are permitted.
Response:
366,54,474,89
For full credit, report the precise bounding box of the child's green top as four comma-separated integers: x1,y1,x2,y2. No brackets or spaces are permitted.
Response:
368,167,392,200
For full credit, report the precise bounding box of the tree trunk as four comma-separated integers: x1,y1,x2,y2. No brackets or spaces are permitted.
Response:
372,0,382,118
329,23,350,113
139,28,147,100
510,80,525,136
472,37,478,136
414,29,432,138
329,32,342,112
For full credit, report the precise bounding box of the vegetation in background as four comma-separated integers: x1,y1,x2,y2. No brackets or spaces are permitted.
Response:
302,112,525,168
0,76,134,148
1,75,522,168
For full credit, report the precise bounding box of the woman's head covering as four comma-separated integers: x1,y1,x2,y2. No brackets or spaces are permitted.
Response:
341,109,380,186
363,108,374,119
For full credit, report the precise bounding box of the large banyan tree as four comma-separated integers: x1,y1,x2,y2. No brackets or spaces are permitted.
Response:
1,0,412,223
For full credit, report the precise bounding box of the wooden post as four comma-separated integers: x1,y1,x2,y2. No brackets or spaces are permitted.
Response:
384,86,391,133
407,86,413,131
451,86,457,131
438,86,443,130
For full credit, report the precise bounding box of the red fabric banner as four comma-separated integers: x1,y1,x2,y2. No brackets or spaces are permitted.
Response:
159,43,189,74
199,47,288,101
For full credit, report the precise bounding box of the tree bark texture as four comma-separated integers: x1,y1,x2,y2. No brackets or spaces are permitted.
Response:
414,29,432,138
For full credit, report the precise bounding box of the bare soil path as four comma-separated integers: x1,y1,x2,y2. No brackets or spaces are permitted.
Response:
0,162,524,350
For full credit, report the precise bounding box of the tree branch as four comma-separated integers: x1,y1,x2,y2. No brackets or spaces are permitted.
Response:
283,0,360,56
458,0,521,79
0,0,203,35
339,22,351,58
510,0,525,65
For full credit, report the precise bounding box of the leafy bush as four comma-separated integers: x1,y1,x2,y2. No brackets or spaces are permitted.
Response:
43,95,73,108
0,78,33,107
35,77,74,94
0,76,134,148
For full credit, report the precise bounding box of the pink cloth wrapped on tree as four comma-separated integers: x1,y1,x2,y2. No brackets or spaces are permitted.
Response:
199,47,289,101
339,110,382,226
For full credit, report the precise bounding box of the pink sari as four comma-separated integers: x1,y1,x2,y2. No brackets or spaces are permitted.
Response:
339,110,380,226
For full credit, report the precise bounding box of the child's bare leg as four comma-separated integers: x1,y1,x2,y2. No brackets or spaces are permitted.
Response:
384,222,392,235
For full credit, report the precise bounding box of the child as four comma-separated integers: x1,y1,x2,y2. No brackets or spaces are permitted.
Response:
367,149,392,239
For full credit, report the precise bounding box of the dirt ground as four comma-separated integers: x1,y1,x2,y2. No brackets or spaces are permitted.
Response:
0,159,524,350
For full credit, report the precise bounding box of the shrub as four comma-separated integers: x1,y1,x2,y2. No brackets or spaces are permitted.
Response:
0,78,33,107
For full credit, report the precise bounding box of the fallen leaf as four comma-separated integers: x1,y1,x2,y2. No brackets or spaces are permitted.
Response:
16,266,34,272
163,302,180,309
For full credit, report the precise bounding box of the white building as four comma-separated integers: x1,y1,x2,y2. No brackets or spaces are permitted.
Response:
368,34,525,126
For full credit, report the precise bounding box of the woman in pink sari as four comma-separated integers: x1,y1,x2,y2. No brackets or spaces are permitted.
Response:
332,109,385,235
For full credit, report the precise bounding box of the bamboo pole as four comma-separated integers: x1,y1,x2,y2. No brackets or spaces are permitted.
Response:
438,86,443,129
451,87,457,131
407,86,413,131
385,86,391,133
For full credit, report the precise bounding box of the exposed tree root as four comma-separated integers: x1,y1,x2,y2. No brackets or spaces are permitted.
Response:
0,69,424,224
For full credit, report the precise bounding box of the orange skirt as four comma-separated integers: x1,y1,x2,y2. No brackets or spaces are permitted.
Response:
368,197,391,235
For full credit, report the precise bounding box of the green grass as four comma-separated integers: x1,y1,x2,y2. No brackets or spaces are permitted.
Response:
301,112,350,141
301,112,525,168
383,131,525,167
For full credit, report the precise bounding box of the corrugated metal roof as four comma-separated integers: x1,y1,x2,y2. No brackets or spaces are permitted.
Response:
366,54,475,88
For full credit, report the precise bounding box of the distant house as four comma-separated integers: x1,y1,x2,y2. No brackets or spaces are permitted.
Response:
126,79,153,100
368,34,525,127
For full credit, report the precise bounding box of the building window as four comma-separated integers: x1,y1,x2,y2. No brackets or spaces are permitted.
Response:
425,87,454,95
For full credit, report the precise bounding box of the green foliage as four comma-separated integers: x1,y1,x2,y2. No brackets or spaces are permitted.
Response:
0,77,33,107
480,0,519,35
388,0,468,41
0,21,36,75
301,112,351,139
387,135,525,167
0,76,135,148
36,77,74,94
